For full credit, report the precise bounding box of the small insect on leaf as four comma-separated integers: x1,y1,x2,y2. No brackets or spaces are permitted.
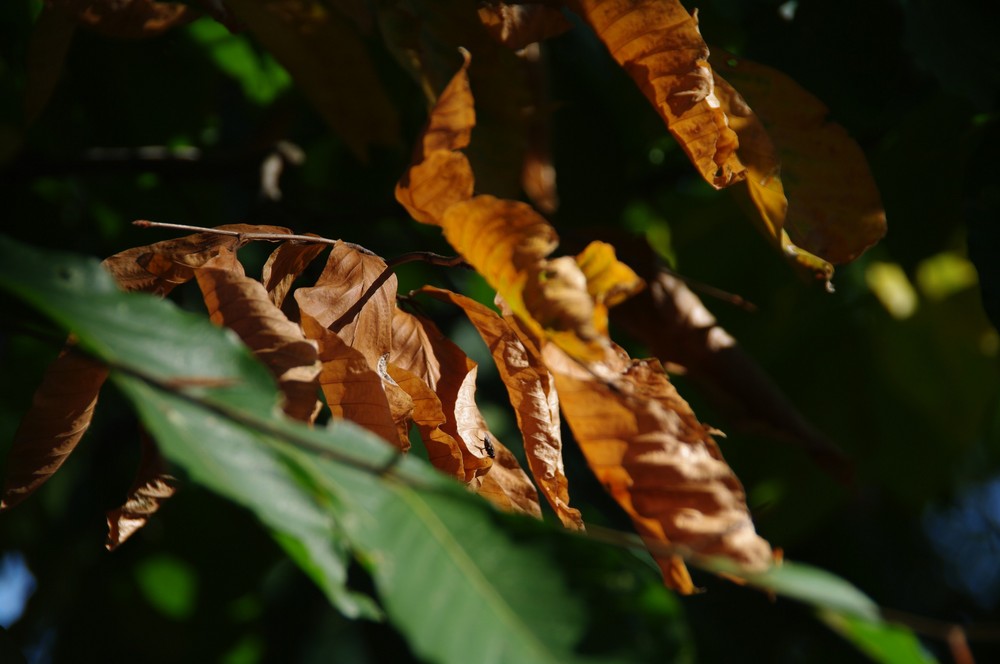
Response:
479,434,496,459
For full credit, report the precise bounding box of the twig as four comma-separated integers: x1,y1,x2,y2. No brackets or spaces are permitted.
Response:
660,266,758,313
133,219,341,246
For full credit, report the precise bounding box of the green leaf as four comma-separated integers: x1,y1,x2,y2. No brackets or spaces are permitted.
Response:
819,611,937,664
0,235,684,663
134,554,198,620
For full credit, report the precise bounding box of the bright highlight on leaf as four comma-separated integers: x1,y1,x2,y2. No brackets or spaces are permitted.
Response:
568,0,745,188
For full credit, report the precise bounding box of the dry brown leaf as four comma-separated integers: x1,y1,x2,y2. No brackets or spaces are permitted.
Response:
712,53,886,267
261,238,328,310
301,313,403,447
386,364,464,479
542,343,773,592
54,0,197,39
440,195,607,360
195,249,322,422
613,269,852,481
520,42,560,214
1,347,109,510
106,431,178,550
390,308,441,389
294,243,396,367
224,0,400,160
104,223,291,295
478,2,571,50
568,0,745,188
419,286,583,529
475,442,544,519
397,310,496,481
396,50,476,225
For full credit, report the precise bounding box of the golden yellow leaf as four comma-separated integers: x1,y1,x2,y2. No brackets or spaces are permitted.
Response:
542,343,773,592
106,432,177,550
712,53,886,267
1,347,108,510
441,195,606,360
568,0,745,188
574,241,644,335
195,250,322,423
395,50,476,225
419,286,584,530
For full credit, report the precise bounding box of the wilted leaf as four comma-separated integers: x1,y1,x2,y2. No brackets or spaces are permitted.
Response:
295,243,395,366
568,0,745,188
224,0,400,160
419,286,582,529
1,347,109,510
106,432,178,550
395,49,476,225
55,0,198,39
478,1,571,50
261,237,328,309
542,343,773,592
104,223,290,294
441,195,608,360
195,250,322,422
613,268,852,480
301,312,403,448
475,442,545,520
712,52,886,267
386,364,464,478
574,240,644,335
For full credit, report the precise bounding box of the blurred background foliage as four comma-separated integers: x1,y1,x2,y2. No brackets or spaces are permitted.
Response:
1,0,999,661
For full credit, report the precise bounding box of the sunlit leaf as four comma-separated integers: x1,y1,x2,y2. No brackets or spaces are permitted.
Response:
542,343,773,592
385,363,464,478
574,241,644,335
224,0,400,160
195,249,322,422
395,49,476,225
106,431,178,550
568,0,745,188
104,223,290,295
712,52,886,267
260,238,327,309
419,286,582,529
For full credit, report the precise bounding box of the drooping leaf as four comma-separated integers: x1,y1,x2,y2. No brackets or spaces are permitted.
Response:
574,241,644,335
0,347,108,510
1,235,684,663
568,0,745,188
104,223,290,294
223,0,400,160
300,312,402,447
542,343,773,592
477,1,571,50
385,363,464,478
54,0,198,39
395,49,476,225
419,286,582,529
712,52,887,267
194,249,322,422
106,431,178,550
260,237,328,309
613,267,852,480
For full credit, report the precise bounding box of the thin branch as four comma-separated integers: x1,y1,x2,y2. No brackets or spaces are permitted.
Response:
133,219,341,246
660,266,758,313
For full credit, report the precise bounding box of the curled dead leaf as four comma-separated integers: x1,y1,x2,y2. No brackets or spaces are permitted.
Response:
418,286,583,529
568,0,745,188
542,343,773,592
106,432,178,550
1,347,108,510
